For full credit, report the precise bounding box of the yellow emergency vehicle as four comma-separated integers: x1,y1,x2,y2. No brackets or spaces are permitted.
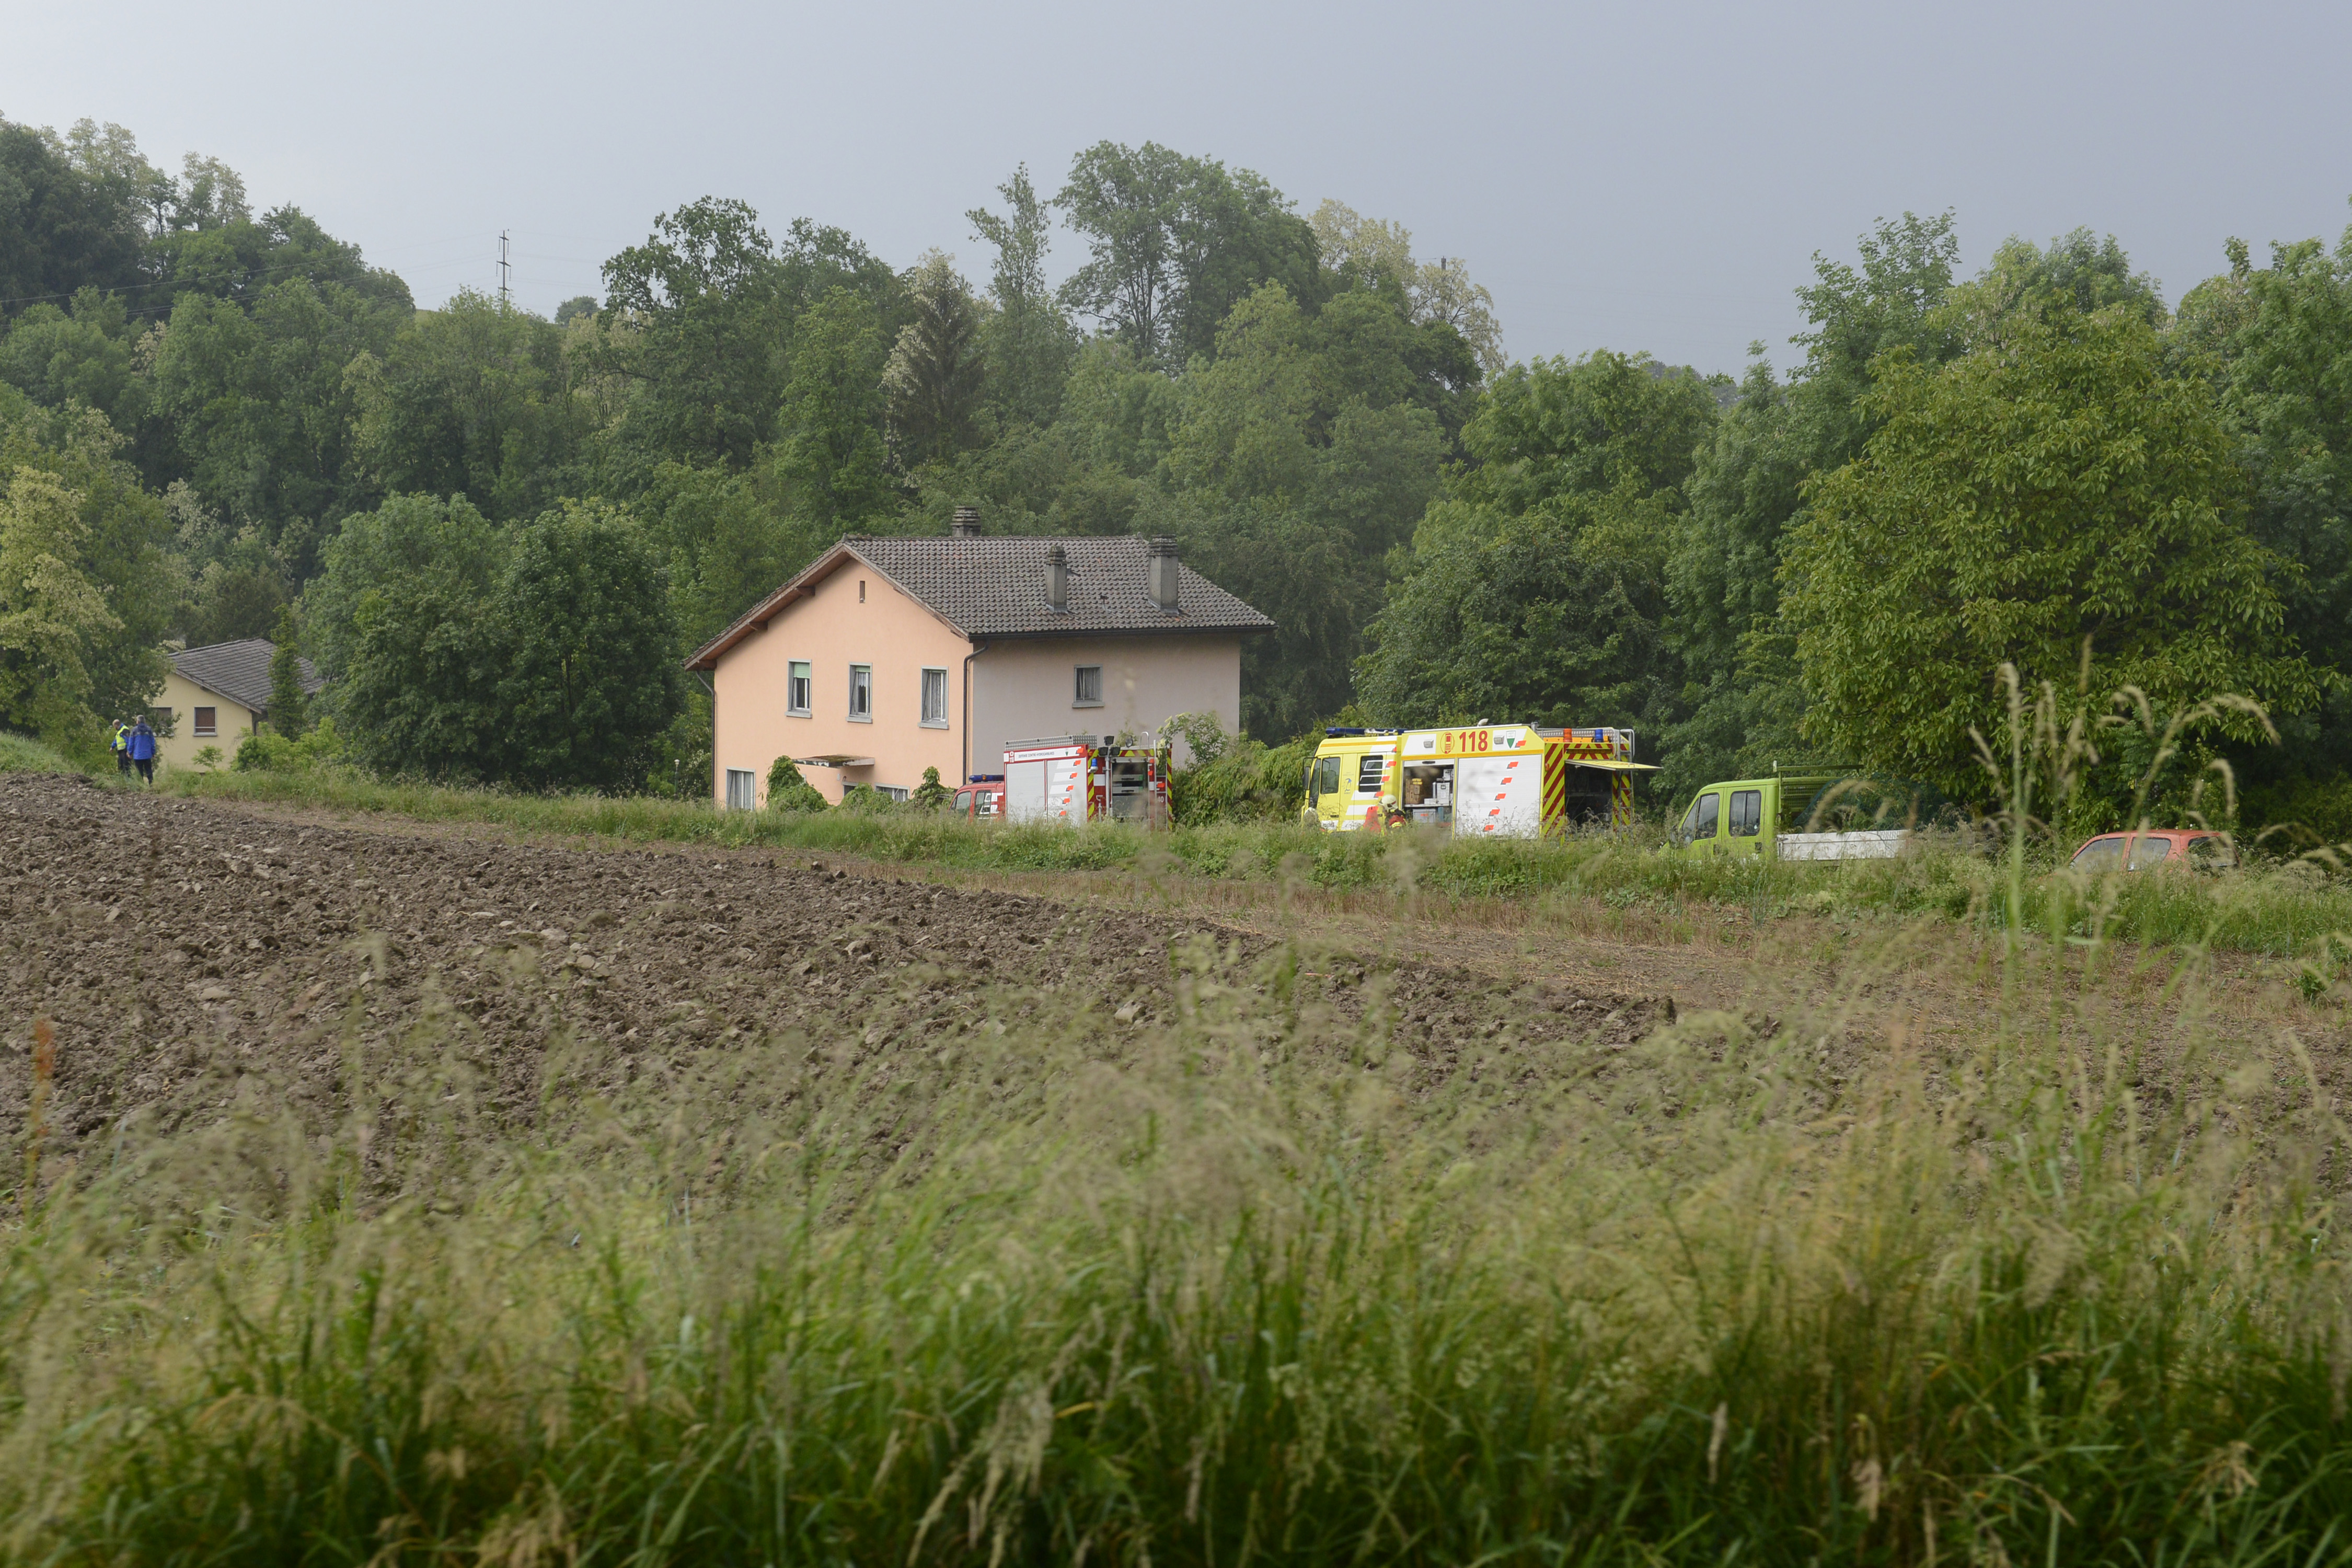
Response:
1300,724,1652,837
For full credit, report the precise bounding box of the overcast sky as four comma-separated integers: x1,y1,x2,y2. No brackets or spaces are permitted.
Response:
7,0,2349,376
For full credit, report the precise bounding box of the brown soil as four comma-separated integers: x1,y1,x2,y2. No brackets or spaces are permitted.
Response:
1,774,1676,1150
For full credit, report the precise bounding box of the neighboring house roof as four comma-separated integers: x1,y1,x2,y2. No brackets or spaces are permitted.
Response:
169,639,327,715
687,535,1277,671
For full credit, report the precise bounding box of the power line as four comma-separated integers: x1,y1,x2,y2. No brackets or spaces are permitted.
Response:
498,230,511,305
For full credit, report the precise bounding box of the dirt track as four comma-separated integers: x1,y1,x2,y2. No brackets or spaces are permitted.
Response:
0,774,1676,1149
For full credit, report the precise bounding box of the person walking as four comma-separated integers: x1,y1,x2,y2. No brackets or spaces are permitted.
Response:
111,719,131,776
127,716,157,784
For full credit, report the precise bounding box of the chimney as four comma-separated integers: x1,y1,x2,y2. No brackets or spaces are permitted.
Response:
1045,542,1068,610
1147,535,1181,613
950,505,981,538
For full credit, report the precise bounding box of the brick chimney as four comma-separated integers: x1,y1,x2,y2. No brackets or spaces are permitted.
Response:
1045,543,1068,610
1147,536,1181,613
950,505,981,537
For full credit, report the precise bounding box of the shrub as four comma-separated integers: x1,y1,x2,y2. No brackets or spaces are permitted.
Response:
764,755,828,812
233,715,343,774
837,782,894,814
0,730,81,775
1170,718,1318,825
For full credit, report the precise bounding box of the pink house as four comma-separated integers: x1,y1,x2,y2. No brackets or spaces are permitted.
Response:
686,512,1275,808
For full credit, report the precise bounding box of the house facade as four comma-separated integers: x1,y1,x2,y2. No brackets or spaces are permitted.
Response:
687,517,1275,809
151,638,325,773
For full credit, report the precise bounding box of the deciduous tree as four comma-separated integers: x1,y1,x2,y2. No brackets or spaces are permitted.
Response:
500,502,682,791
1056,142,1319,370
969,166,1075,428
1358,351,1717,739
772,288,894,535
1783,303,2318,803
0,464,117,744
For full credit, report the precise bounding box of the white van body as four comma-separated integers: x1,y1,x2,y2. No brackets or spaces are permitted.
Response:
1002,737,1090,824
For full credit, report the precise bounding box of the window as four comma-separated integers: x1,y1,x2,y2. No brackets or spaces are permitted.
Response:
858,579,867,602
2188,836,2235,870
1681,792,1720,841
787,661,811,716
193,706,217,737
1074,665,1103,707
920,666,949,727
848,664,872,721
2126,836,2173,870
1728,789,1762,837
2070,836,2126,870
876,785,909,802
1356,754,1385,793
1312,755,1342,804
725,768,757,810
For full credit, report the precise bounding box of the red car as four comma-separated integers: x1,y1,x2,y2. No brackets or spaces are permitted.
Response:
2067,828,2236,872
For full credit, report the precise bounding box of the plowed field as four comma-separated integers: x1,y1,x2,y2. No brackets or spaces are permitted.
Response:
0,773,1675,1149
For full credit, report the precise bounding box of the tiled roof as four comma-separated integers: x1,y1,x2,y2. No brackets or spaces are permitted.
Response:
688,535,1275,669
169,639,326,716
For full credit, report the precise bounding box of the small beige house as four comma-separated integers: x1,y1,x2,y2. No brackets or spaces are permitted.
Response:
152,638,325,773
687,516,1274,808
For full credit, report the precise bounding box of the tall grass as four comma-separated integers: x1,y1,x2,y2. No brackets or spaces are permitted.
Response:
0,732,86,776
4,912,2349,1563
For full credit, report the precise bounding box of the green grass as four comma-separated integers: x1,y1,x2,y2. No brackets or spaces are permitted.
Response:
5,925,2350,1563
154,764,2352,963
0,732,87,776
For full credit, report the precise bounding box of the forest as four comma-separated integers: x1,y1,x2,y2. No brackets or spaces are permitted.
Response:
7,113,2352,833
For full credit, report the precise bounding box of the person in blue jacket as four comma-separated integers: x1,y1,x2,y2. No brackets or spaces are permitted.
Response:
127,716,157,783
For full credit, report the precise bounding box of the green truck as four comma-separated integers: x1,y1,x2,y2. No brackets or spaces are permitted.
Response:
1669,773,1919,861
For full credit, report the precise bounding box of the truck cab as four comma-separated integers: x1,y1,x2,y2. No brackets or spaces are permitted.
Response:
952,777,1005,818
1302,724,1651,836
1673,778,1778,858
1302,729,1401,832
1671,774,1915,861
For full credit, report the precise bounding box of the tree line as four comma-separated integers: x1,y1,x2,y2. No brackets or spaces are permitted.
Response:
6,112,2351,831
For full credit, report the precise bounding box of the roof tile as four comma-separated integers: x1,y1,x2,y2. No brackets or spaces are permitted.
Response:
168,639,326,716
689,535,1274,668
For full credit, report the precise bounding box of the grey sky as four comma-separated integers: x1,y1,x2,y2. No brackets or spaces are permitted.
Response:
8,0,2348,376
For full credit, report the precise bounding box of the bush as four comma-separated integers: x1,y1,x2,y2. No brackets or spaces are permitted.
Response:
836,782,895,815
764,755,828,813
233,716,343,774
1170,720,1318,825
0,730,82,775
911,765,950,809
